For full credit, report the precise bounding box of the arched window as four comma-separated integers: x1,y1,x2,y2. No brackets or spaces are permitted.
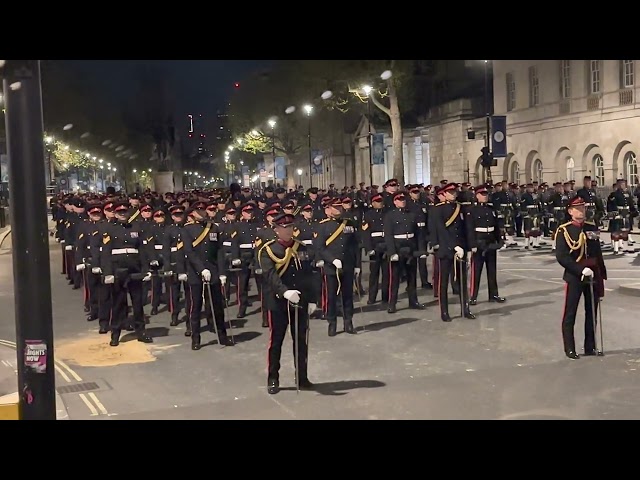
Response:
533,159,543,183
625,151,638,187
510,161,520,183
566,157,575,181
593,154,605,186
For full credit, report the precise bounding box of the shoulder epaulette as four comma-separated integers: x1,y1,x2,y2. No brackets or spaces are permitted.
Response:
319,218,331,224
184,220,195,226
558,221,572,230
435,202,444,206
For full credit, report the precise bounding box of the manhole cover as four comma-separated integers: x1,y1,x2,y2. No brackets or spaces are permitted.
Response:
57,381,100,395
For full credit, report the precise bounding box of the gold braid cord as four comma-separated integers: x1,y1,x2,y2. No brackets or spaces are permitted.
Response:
558,224,586,262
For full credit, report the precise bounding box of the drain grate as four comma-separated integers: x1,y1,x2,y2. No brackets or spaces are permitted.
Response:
57,382,100,395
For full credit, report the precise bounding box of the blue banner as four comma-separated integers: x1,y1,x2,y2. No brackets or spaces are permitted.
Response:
256,161,265,172
311,150,323,175
274,157,286,180
490,115,507,158
372,134,385,165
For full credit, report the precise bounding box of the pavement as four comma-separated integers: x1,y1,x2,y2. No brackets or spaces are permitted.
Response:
0,232,639,420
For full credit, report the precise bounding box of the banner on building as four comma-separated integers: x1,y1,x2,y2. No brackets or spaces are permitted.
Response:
274,157,286,180
311,150,323,175
372,134,385,165
490,115,507,158
256,161,265,172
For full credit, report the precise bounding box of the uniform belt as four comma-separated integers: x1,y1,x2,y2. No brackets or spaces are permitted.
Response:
171,246,178,252
112,248,138,255
154,245,163,250
527,205,538,209
371,232,384,237
302,239,313,245
394,233,414,239
475,227,494,232
65,245,73,251
460,202,471,205
585,203,595,207
416,222,426,227
239,243,254,249
223,241,232,246
500,204,511,208
618,206,630,210
553,207,564,210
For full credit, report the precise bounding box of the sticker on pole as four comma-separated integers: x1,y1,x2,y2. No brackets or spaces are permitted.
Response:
24,340,47,373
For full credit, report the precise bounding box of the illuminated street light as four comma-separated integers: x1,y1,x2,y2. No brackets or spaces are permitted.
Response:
381,70,392,80
362,85,373,96
297,168,303,175
133,169,137,173
148,168,152,172
303,105,313,116
268,119,276,128
250,130,259,136
44,136,53,144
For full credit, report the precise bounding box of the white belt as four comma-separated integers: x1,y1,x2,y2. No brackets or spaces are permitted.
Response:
475,227,494,232
154,245,163,250
371,232,384,237
394,233,414,239
527,205,538,209
302,239,313,245
240,243,254,249
171,247,178,252
60,240,66,244
112,248,138,255
223,241,232,246
417,222,426,227
553,207,564,210
65,245,73,251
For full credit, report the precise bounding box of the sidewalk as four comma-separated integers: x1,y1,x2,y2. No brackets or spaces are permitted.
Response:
0,344,69,420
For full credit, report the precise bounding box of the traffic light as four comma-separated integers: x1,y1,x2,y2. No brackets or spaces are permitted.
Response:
480,146,494,168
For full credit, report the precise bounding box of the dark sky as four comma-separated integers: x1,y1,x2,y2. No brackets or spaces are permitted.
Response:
60,59,270,117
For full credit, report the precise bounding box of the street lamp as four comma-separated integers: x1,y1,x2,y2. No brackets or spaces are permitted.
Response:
303,105,313,188
268,119,277,178
297,168,303,187
362,85,374,187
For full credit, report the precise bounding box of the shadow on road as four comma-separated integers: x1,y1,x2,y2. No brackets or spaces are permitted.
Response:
229,318,248,329
202,331,262,348
281,379,386,396
121,326,170,342
498,287,559,302
356,317,420,333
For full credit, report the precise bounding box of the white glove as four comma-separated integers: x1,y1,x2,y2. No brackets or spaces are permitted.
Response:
283,290,301,304
142,272,152,282
332,259,342,269
454,246,464,258
56,238,61,243
232,259,241,267
390,254,399,262
219,275,227,284
254,268,263,275
582,267,594,277
419,255,427,259
308,302,318,316
104,275,115,284
201,269,211,282
65,245,73,251
354,267,361,276
91,267,102,274
164,270,173,276
471,247,478,253
178,273,188,282
76,263,86,271
368,250,376,256
150,260,159,267
316,260,325,268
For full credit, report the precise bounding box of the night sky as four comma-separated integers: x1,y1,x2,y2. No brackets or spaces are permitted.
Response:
59,59,271,117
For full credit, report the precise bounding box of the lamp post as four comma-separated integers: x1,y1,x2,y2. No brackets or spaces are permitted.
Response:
304,105,313,188
484,60,492,183
297,168,303,188
363,85,374,187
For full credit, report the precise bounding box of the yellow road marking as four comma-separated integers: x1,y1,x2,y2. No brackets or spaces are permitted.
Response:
54,365,71,383
79,393,98,416
88,392,108,415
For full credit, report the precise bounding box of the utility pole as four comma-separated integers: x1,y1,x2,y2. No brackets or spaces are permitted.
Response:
1,60,57,420
483,60,493,183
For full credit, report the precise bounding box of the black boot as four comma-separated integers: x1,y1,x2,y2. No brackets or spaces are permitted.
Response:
218,333,234,346
237,307,247,319
469,298,477,306
441,313,452,322
137,332,153,343
185,321,192,337
151,306,159,315
565,351,580,359
328,322,337,337
98,325,109,334
344,319,356,334
387,304,397,314
267,377,279,395
409,302,426,310
421,282,433,289
170,313,179,327
110,331,120,347
464,305,476,319
489,295,506,303
84,305,90,313
262,317,269,328
192,335,201,351
299,378,314,390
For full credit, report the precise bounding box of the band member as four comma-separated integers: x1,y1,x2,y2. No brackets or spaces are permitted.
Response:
230,204,259,319
576,176,604,228
520,183,543,249
547,182,570,251
384,192,427,313
75,203,103,321
465,185,506,305
607,178,637,254
556,196,607,359
99,201,154,347
315,197,360,336
430,183,475,321
258,213,315,394
181,206,233,349
146,206,168,315
407,185,432,289
361,194,389,304
293,202,320,315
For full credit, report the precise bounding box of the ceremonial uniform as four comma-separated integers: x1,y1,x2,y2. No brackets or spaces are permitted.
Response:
361,196,389,304
258,214,315,394
74,205,102,320
407,187,432,289
145,209,168,315
556,197,607,358
465,186,506,304
163,205,190,328
229,205,260,318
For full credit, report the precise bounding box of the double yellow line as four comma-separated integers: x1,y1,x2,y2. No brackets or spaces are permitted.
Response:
0,338,108,417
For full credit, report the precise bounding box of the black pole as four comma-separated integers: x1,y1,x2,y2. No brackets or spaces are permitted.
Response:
307,115,313,188
484,60,492,183
2,60,56,420
367,100,373,187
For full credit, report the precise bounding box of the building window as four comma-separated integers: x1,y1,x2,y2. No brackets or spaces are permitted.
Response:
528,66,539,106
621,60,635,88
589,60,601,94
533,159,543,183
506,72,516,111
566,157,575,181
625,152,638,187
593,154,605,187
510,161,520,183
560,60,571,98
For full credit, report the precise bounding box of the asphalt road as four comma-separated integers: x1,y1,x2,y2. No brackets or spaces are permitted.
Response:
0,234,639,420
